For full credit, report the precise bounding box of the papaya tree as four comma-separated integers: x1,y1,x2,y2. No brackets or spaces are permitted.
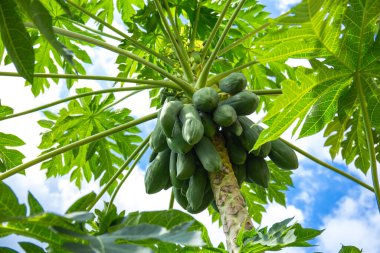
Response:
0,0,378,252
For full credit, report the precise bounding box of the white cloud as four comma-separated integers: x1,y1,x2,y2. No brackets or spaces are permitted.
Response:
276,0,302,13
317,189,380,253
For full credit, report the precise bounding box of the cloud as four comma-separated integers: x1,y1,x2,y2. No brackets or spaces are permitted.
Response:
317,189,380,253
276,0,302,13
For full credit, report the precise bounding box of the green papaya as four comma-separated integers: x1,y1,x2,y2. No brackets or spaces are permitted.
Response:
179,104,204,145
225,134,247,165
225,119,243,136
160,100,184,137
192,52,202,64
180,179,190,196
232,163,246,186
144,149,171,194
213,104,237,127
186,168,208,210
149,120,168,152
169,151,184,188
176,152,196,180
149,151,158,162
186,186,214,214
245,155,270,188
219,72,247,94
192,87,219,112
199,112,217,138
268,139,298,170
173,187,188,209
194,137,222,172
166,120,193,154
238,117,271,156
220,91,259,115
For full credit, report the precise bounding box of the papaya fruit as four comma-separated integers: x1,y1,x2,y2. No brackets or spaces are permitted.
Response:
213,104,237,127
186,167,208,210
225,133,247,165
166,120,193,154
220,91,259,115
148,151,158,162
245,155,270,188
268,139,298,170
173,187,188,209
225,119,243,136
144,149,171,194
169,151,184,188
186,186,214,214
176,152,196,180
160,100,184,137
194,137,222,172
179,104,204,145
192,87,219,112
219,72,247,94
238,117,271,156
232,163,246,186
149,119,168,152
199,112,217,138
180,179,190,196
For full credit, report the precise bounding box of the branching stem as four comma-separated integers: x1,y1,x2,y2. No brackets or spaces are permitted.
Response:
0,87,155,121
0,113,157,181
65,0,175,67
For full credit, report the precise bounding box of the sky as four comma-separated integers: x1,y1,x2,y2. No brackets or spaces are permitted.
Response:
0,0,380,252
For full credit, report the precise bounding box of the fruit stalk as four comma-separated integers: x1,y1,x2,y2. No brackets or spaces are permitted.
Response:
209,133,254,253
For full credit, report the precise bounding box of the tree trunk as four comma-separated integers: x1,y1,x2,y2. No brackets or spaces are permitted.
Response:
209,133,254,253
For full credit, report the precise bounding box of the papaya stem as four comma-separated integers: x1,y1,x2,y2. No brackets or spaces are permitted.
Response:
196,0,247,89
168,191,175,210
249,89,282,95
200,0,233,63
0,113,157,181
0,71,180,90
105,139,150,213
0,87,155,121
189,1,201,51
24,23,195,95
99,91,142,114
354,72,380,212
218,11,291,56
65,0,175,67
153,0,194,83
209,133,253,253
280,138,375,193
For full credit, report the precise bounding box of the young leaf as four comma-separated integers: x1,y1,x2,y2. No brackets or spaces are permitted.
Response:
0,0,34,83
27,191,44,215
338,245,363,253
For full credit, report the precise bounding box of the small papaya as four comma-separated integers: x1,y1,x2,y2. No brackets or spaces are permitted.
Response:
176,152,196,180
219,72,247,94
194,137,222,172
220,91,259,115
160,100,184,137
245,155,270,188
166,120,193,154
199,112,217,138
144,149,171,194
268,139,298,170
179,104,204,145
213,104,237,127
186,167,208,210
192,87,219,112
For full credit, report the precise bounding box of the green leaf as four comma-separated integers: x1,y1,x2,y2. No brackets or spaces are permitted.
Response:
0,132,26,172
241,218,322,252
38,90,141,191
15,0,73,65
27,192,44,215
19,242,46,253
0,0,34,83
0,105,13,118
338,245,363,253
65,192,96,213
0,182,26,219
0,248,18,253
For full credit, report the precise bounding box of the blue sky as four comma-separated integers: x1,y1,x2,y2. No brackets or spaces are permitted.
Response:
1,0,380,252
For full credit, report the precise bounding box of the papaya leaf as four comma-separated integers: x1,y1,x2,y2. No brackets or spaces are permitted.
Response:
253,0,380,174
0,0,34,84
0,182,26,219
19,242,46,253
338,245,363,253
0,132,25,172
0,105,13,119
65,191,96,214
38,89,141,191
241,218,323,252
27,192,44,216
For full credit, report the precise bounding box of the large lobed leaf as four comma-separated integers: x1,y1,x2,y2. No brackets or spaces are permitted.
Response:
0,132,25,172
38,88,142,191
253,0,380,173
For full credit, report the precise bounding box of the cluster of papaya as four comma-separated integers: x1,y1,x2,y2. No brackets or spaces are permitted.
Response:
144,72,298,214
